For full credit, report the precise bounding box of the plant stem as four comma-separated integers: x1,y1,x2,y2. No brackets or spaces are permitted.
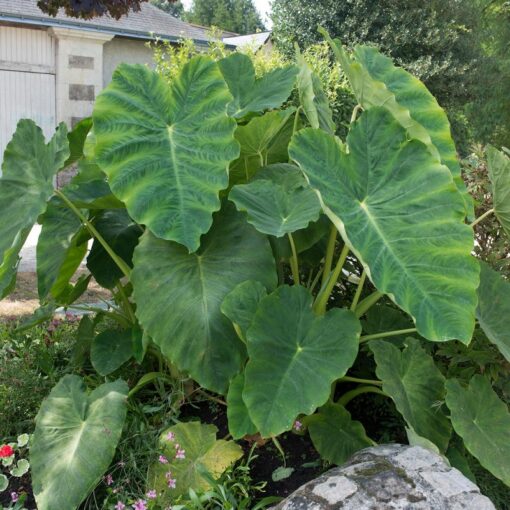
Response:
314,243,349,314
359,327,417,343
470,208,495,227
354,290,384,318
288,233,300,285
55,189,131,279
339,376,383,386
322,225,337,289
292,106,302,137
350,104,362,124
350,270,367,311
309,266,324,293
116,282,136,324
272,436,286,465
197,389,227,406
338,385,387,407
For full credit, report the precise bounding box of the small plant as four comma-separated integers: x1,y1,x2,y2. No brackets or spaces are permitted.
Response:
0,433,30,507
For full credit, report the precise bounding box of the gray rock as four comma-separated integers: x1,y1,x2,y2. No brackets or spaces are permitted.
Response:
271,444,495,510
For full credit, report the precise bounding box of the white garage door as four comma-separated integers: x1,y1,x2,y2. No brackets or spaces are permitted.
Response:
0,26,56,166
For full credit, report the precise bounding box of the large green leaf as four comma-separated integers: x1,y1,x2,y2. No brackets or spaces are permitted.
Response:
0,120,69,295
132,204,276,394
446,375,510,486
229,110,295,185
244,285,360,437
289,108,478,343
227,373,257,439
476,262,510,362
218,52,298,118
148,421,243,503
370,338,451,451
321,31,469,214
37,197,88,300
86,209,141,289
487,146,510,237
93,59,239,252
91,329,134,376
31,375,128,510
307,403,373,465
295,48,335,135
230,164,321,237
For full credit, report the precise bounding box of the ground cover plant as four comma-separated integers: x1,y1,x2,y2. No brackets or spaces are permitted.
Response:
1,28,510,509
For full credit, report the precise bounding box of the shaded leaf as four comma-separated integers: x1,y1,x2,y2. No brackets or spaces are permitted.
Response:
290,108,478,343
91,329,134,376
227,372,257,440
65,117,92,167
487,146,510,238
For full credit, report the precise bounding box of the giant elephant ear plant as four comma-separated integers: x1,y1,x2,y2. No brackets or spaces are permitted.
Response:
1,31,510,509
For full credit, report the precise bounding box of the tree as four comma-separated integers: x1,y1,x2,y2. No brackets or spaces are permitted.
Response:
151,0,184,18
271,0,482,110
186,0,265,34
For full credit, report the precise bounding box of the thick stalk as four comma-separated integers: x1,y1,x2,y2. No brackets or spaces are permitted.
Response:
314,244,349,314
339,376,383,387
288,233,300,285
350,270,367,311
354,290,384,318
359,327,417,343
55,189,131,279
471,208,494,227
338,385,387,407
350,104,362,124
321,225,337,289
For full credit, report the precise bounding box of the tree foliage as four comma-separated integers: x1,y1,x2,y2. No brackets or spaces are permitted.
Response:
150,0,184,17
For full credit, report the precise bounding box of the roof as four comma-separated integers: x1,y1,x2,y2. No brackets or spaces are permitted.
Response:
0,0,212,44
223,31,271,50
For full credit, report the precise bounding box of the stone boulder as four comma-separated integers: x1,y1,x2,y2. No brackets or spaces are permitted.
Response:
271,444,495,510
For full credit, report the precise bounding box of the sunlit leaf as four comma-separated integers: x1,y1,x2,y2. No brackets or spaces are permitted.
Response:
487,146,510,237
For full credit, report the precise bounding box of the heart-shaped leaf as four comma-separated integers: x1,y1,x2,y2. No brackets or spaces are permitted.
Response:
148,422,243,503
93,59,239,252
230,164,321,237
446,375,510,486
132,204,277,394
290,108,478,343
31,375,128,510
307,403,373,465
244,285,360,437
218,52,298,118
370,338,451,451
476,261,510,362
10,459,29,478
227,373,257,439
91,329,134,376
0,120,69,296
487,146,510,237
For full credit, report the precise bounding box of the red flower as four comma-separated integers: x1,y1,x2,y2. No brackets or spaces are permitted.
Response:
0,444,14,458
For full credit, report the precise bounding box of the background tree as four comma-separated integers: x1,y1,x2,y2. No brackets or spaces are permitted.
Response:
186,0,265,34
151,0,184,18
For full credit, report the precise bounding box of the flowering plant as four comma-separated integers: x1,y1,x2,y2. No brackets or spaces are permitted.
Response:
0,434,30,507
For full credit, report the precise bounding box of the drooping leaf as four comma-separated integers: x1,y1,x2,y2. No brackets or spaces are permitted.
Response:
37,196,88,300
221,280,268,343
476,262,510,362
362,304,414,346
290,108,478,343
0,120,69,296
86,209,141,289
370,338,451,451
229,110,295,185
230,164,321,237
487,146,510,238
132,204,276,394
321,30,470,215
446,444,476,483
295,48,335,134
31,375,128,510
244,285,360,437
71,315,95,368
93,59,239,252
148,422,243,503
16,303,57,333
91,329,134,376
445,375,510,486
65,117,92,167
218,52,298,118
227,372,257,439
307,403,373,465
132,324,149,363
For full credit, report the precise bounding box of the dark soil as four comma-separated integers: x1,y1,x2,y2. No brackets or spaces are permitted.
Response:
0,472,36,509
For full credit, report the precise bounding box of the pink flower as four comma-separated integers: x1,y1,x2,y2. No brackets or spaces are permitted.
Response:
104,474,114,486
133,500,147,510
10,492,19,503
175,448,185,460
158,455,168,464
293,420,303,431
146,489,157,499
115,503,126,510
165,471,176,489
165,431,175,442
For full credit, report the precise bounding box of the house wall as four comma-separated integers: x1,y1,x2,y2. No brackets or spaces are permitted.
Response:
103,37,155,87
